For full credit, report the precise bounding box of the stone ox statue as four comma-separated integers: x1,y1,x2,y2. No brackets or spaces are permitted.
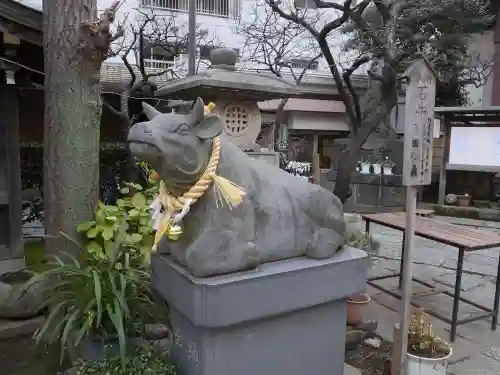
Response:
127,98,345,277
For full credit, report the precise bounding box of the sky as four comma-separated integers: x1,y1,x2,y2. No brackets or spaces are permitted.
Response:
15,0,42,11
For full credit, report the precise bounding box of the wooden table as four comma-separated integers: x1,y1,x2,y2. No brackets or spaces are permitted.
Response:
362,212,500,342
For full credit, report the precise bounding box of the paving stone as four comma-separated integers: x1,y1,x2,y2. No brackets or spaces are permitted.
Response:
483,346,500,361
448,353,500,375
433,271,487,292
344,363,361,375
364,217,500,375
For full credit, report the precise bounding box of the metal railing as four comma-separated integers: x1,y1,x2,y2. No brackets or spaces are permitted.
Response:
139,0,240,18
100,58,211,85
100,60,175,85
143,59,175,70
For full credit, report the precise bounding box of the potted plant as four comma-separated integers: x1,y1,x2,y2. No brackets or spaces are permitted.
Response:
23,225,168,365
371,161,382,175
344,221,380,325
393,309,452,375
359,159,371,174
382,157,395,175
72,344,177,375
457,193,471,207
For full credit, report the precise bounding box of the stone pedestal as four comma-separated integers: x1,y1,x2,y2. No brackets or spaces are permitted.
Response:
152,246,368,375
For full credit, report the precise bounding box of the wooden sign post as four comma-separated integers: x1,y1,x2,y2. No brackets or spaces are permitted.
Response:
396,60,437,375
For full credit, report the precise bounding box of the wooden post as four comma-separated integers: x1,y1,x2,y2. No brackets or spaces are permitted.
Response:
313,153,320,184
399,60,437,375
312,135,320,184
0,85,22,260
438,115,450,205
391,323,402,375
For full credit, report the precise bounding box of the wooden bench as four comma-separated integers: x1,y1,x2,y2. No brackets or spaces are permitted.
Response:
362,212,500,342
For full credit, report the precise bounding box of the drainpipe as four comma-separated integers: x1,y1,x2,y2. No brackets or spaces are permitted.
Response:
491,1,500,105
187,0,196,76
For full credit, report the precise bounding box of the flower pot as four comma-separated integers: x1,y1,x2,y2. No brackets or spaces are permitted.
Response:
457,195,471,207
77,334,141,362
346,292,371,325
392,323,452,375
406,343,452,375
360,164,371,174
383,166,393,175
372,163,382,175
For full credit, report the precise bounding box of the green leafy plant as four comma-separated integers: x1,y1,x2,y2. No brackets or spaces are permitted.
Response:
73,345,177,375
23,227,168,365
408,308,450,359
76,179,159,263
22,197,44,224
344,227,380,264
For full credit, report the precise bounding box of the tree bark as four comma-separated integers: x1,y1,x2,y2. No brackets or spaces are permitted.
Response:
43,0,105,254
333,71,398,204
333,143,361,204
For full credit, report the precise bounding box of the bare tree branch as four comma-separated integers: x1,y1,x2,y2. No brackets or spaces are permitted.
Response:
238,1,322,153
343,55,370,121
103,97,129,121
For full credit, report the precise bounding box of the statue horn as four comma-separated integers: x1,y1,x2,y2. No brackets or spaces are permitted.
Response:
142,102,161,120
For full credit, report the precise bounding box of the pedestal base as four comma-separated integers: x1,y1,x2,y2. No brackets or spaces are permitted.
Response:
152,246,368,375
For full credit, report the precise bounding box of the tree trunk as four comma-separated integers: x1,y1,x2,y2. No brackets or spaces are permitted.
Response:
334,72,398,204
43,0,102,254
333,141,360,204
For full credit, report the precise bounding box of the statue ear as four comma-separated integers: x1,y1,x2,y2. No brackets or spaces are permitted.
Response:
142,102,161,120
188,97,205,125
195,114,223,140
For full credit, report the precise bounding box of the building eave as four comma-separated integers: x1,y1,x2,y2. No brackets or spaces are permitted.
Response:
0,0,42,45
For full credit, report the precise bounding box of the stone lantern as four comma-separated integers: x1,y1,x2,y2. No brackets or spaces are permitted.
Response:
155,48,307,166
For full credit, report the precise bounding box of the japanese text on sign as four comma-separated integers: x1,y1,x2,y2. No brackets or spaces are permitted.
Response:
402,63,436,186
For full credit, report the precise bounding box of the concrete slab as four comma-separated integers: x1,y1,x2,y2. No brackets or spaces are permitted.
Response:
344,363,361,375
0,259,25,276
0,316,44,339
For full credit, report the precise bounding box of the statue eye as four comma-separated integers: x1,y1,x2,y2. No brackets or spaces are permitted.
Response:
175,123,190,134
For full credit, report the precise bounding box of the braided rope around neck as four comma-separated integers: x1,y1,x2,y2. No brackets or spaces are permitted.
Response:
159,136,221,215
151,102,245,250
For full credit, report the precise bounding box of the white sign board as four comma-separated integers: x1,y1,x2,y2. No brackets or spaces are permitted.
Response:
449,127,500,169
402,61,437,186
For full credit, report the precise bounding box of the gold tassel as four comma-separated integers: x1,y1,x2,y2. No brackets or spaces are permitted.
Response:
205,102,216,113
153,216,171,251
210,173,246,209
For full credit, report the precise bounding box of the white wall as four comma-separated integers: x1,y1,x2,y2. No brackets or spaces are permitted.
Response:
98,0,361,75
17,0,364,75
465,31,495,107
288,111,348,131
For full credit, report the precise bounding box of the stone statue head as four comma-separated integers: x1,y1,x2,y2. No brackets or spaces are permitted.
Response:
127,98,224,193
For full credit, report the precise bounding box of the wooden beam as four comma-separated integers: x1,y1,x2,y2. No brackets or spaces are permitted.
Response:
0,1,42,33
0,22,42,46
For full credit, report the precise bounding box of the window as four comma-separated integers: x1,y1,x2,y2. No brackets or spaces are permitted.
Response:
199,45,215,61
140,0,239,18
198,0,229,16
290,58,319,71
151,44,187,62
318,134,342,169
